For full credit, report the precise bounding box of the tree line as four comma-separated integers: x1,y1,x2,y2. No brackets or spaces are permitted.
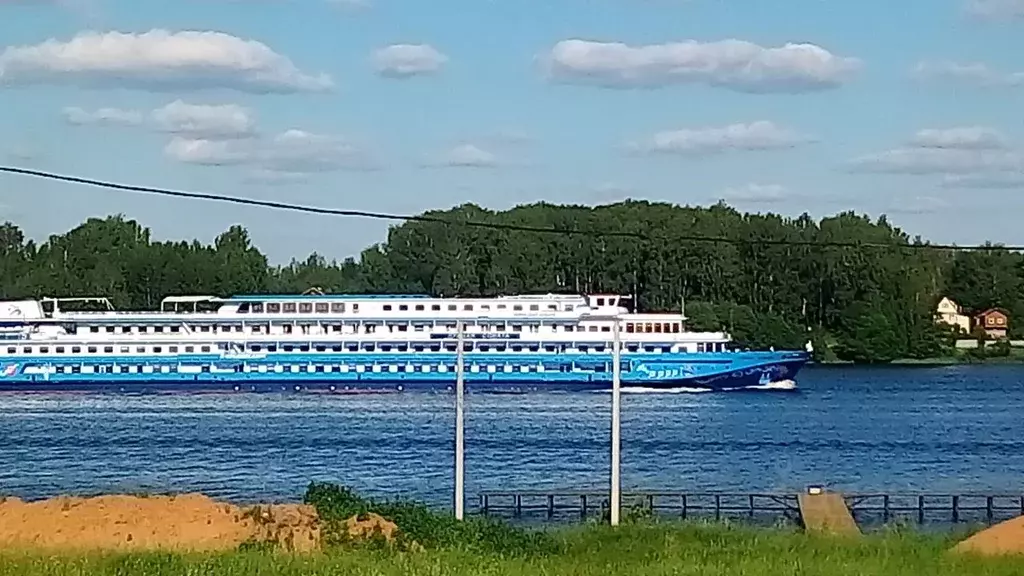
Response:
0,200,1021,363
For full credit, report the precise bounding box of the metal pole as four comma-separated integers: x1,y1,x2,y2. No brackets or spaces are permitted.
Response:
610,316,621,526
455,320,465,520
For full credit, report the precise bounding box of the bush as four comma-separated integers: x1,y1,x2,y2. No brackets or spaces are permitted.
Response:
302,482,561,557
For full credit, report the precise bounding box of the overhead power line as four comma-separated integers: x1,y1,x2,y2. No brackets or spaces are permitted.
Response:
1,164,1019,252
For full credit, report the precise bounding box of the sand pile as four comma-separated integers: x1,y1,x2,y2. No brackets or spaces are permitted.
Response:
953,516,1024,557
0,493,320,553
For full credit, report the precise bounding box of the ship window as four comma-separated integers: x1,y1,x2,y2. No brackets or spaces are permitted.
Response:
565,325,574,332
565,305,573,311
331,303,346,313
155,326,164,333
90,326,99,333
105,326,115,333
464,304,473,311
154,346,163,353
432,304,441,311
383,305,392,311
697,343,705,353
6,347,14,354
481,304,490,311
588,326,598,332
654,324,662,333
513,305,523,311
72,346,81,353
601,326,611,332
497,304,507,310
547,304,557,310
299,303,313,313
169,346,179,353
495,324,506,331
40,347,49,354
283,303,297,313
185,346,194,353
122,326,131,333
267,303,281,313
56,347,65,353
103,346,113,353
353,304,360,313
201,346,211,353
673,323,680,333
626,323,635,333
299,345,310,352
170,326,180,333
597,298,605,306
252,303,264,313
315,303,329,313
512,325,523,332
200,326,210,332
398,325,408,332
21,346,31,354
136,346,145,353
120,346,129,353
399,304,409,311
412,304,424,311
447,304,457,311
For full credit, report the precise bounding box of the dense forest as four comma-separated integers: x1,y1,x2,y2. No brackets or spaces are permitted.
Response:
0,200,1022,363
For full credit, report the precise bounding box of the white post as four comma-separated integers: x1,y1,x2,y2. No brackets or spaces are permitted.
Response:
455,320,465,521
610,316,621,526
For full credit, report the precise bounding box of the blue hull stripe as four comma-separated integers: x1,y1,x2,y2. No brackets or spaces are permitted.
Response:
0,352,808,392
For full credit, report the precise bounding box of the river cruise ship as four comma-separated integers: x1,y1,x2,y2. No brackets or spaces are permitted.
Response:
0,292,809,393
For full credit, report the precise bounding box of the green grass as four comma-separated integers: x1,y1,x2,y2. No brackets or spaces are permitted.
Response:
5,484,1024,575
3,523,1024,576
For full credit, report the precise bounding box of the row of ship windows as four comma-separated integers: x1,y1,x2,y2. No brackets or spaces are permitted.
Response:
237,301,576,314
35,363,630,374
5,342,729,355
77,322,685,335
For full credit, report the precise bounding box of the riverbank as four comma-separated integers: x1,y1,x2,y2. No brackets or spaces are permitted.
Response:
4,486,1024,575
3,524,1024,576
812,347,1024,366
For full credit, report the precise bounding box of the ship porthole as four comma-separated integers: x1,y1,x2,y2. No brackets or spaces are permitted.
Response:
233,385,240,392
329,385,337,392
397,385,404,392
294,385,301,392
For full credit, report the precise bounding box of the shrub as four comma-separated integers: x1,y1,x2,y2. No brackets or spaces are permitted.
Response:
302,482,560,557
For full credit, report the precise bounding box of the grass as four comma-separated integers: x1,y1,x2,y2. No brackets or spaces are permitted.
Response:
4,484,1024,575
3,523,1024,576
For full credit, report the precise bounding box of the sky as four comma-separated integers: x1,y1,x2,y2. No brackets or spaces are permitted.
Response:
1,0,1023,263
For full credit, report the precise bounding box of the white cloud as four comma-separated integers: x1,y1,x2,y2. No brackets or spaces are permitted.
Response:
848,126,1023,177
0,29,332,93
941,173,1024,188
966,0,1024,19
914,61,1024,88
165,129,376,173
62,106,142,126
430,144,498,168
887,196,950,215
848,148,1024,175
327,0,371,10
909,127,1006,150
544,38,860,93
719,183,789,203
373,44,447,78
629,121,813,155
152,100,255,139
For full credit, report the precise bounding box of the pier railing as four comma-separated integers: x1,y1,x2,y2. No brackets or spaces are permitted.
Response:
476,491,1024,528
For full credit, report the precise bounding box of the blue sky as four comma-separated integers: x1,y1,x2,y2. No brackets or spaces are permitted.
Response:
1,0,1023,262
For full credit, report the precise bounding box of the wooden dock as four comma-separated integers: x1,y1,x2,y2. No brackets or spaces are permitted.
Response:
797,492,861,536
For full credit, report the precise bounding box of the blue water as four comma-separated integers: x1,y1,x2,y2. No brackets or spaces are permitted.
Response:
1,365,1023,506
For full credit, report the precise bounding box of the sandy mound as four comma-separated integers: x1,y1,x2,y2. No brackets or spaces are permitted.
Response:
0,493,320,553
344,512,400,542
953,516,1024,556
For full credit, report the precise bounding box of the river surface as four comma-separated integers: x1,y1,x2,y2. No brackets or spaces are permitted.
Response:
1,365,1023,506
